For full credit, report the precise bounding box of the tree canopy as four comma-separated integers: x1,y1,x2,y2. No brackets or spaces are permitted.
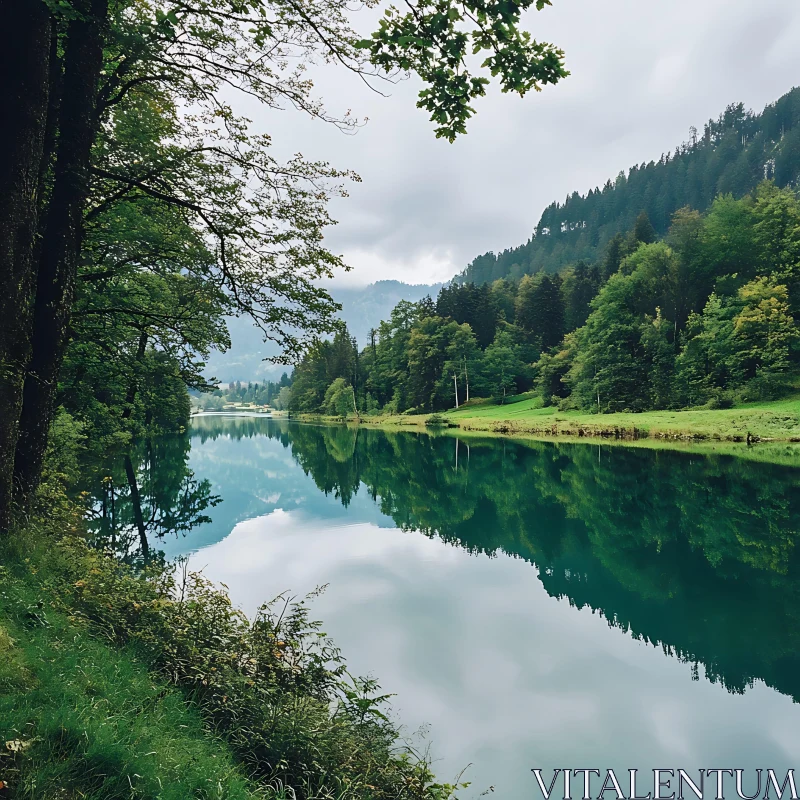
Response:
0,0,568,528
289,183,800,416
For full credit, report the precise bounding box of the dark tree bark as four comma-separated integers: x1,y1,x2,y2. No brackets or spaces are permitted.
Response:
121,330,149,421
14,0,108,502
0,1,52,531
123,453,149,558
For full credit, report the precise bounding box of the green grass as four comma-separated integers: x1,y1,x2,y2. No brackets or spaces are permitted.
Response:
295,395,800,465
0,563,265,800
0,510,458,800
436,394,800,441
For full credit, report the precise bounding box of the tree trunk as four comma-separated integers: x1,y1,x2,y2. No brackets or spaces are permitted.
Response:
0,1,52,531
121,330,148,421
124,453,149,558
14,0,108,502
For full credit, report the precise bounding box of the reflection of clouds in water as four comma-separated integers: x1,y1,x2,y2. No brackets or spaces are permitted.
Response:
164,430,390,558
254,492,281,505
189,510,799,799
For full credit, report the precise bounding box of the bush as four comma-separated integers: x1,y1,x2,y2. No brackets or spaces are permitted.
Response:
9,532,462,800
557,395,579,412
425,414,456,428
706,393,735,410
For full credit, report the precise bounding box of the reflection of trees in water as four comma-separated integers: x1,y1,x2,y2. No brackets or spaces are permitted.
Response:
191,414,285,444
81,433,221,565
200,417,800,703
192,417,365,505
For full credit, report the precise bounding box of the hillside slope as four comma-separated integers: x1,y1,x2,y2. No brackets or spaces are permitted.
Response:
461,87,800,283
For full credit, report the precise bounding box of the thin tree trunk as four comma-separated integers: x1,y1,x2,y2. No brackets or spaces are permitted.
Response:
110,477,116,544
0,1,52,530
121,330,148,421
124,453,149,558
14,0,108,502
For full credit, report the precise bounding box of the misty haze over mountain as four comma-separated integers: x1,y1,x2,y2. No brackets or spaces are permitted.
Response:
205,280,443,383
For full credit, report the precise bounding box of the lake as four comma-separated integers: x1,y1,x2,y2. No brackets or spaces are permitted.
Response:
83,416,800,799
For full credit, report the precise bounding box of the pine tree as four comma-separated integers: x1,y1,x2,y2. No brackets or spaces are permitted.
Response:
640,309,676,409
562,261,600,330
633,211,657,245
515,274,566,349
567,274,649,412
602,234,625,281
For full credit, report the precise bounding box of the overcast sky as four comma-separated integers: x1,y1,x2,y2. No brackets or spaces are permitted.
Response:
265,0,800,287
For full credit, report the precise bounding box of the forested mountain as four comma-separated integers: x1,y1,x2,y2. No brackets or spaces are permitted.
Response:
204,281,442,382
290,181,800,416
461,87,800,283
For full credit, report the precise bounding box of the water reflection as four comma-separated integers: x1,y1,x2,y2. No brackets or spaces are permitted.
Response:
189,416,800,703
85,416,800,797
80,433,221,564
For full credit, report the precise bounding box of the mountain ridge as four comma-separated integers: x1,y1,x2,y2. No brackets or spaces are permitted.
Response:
459,86,800,284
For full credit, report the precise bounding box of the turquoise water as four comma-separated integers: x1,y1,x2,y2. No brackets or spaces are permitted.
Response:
84,416,800,798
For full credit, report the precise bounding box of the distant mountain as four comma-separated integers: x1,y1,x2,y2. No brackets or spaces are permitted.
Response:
334,280,444,346
460,86,800,284
204,280,443,382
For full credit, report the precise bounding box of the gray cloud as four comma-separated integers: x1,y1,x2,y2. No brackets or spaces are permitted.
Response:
263,0,800,286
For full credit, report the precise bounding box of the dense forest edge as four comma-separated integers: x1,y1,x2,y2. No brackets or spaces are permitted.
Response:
288,107,800,437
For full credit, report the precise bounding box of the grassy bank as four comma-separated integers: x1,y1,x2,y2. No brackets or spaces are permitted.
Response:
0,569,260,799
309,394,800,443
441,394,800,441
0,511,459,799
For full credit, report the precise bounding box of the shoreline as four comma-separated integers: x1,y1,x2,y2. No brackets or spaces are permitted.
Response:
284,396,800,466
296,395,800,441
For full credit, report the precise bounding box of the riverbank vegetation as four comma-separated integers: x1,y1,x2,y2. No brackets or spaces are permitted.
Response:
0,433,463,798
289,180,800,425
419,395,800,442
293,397,800,448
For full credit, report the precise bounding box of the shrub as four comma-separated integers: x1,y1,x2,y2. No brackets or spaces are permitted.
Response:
14,534,462,800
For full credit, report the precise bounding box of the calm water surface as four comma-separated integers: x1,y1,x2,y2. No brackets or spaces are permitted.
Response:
83,416,800,798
